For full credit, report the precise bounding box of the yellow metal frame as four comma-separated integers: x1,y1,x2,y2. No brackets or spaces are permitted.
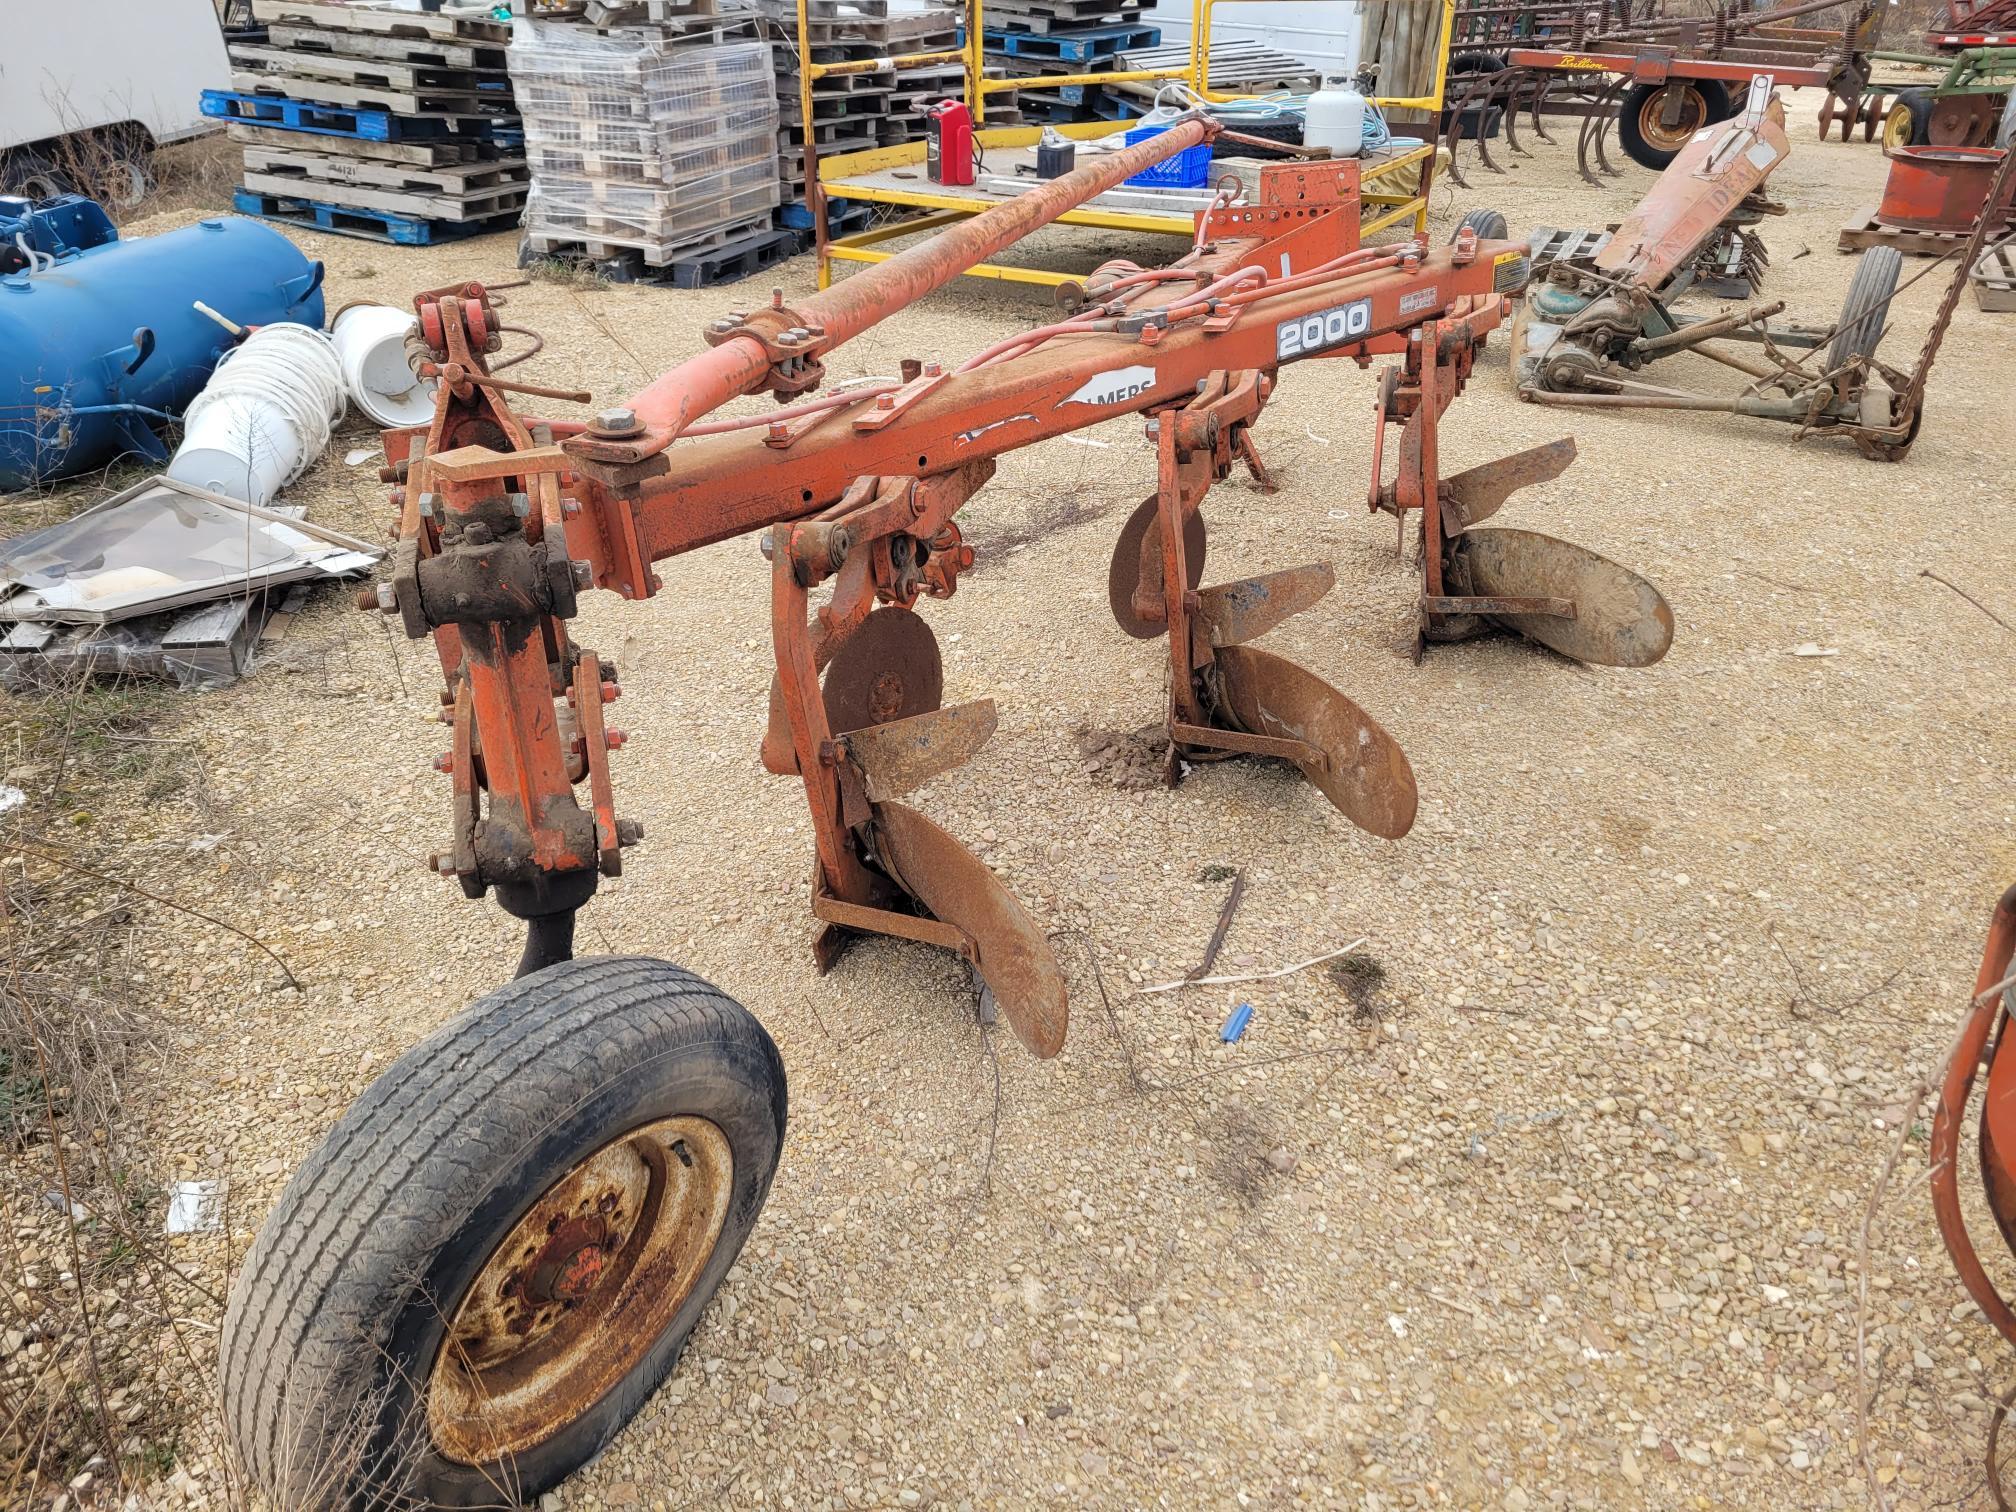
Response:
793,0,1453,289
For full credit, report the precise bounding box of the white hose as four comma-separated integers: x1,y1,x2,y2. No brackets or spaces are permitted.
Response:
167,322,346,506
183,322,346,482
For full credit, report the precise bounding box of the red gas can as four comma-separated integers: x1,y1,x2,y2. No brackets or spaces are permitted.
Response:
925,100,975,186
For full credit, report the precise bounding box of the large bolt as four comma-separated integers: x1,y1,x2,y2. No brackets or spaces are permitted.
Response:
571,560,594,589
376,583,398,613
592,406,640,436
922,361,943,377
615,818,644,846
427,853,457,876
875,394,896,410
759,531,775,560
431,754,454,774
605,729,628,750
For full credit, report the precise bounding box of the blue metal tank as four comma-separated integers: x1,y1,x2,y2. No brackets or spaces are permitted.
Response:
0,196,325,491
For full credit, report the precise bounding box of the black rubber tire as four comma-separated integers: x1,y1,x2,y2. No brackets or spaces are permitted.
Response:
1451,207,1509,243
1828,245,1902,371
1885,89,1933,149
219,956,787,1508
1616,79,1732,170
1448,49,1509,76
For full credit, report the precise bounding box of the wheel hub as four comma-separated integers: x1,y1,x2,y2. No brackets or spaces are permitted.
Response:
426,1115,733,1465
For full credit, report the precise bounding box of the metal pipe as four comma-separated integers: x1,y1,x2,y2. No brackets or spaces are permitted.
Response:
612,117,1215,449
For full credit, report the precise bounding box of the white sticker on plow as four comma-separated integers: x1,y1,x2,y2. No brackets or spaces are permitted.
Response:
1061,365,1157,406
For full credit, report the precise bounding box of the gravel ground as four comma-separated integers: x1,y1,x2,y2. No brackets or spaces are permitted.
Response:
32,91,2016,1509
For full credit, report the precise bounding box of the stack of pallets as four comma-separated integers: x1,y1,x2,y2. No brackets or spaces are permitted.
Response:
205,0,528,245
758,0,988,225
510,6,790,286
1103,38,1321,119
967,0,1159,123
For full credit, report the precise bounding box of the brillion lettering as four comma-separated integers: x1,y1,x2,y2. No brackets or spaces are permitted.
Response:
1274,297,1372,361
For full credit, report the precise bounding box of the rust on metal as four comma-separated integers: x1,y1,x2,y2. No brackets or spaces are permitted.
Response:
822,605,944,734
1192,564,1338,648
871,800,1069,1058
840,699,998,802
1451,528,1675,667
1210,645,1419,840
1108,493,1206,639
1440,437,1578,532
427,1116,733,1464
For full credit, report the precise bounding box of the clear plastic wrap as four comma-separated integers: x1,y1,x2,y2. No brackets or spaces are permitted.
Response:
508,20,781,257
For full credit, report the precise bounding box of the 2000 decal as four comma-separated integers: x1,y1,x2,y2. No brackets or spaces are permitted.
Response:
1275,297,1372,361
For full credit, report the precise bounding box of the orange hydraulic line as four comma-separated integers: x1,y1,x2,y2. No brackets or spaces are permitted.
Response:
616,116,1217,447
1931,883,2016,1348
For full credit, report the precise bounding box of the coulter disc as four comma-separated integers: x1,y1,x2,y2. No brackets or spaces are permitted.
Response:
1211,644,1419,840
871,800,1069,1058
1453,526,1674,667
1107,494,1206,639
823,606,943,734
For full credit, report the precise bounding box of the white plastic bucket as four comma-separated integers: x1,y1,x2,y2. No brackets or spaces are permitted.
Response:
332,303,437,428
167,323,346,508
167,393,298,507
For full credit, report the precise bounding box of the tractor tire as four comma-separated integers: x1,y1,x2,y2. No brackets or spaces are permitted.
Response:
1828,245,1902,371
1616,79,1732,170
219,956,787,1509
1885,89,1933,149
1451,207,1510,243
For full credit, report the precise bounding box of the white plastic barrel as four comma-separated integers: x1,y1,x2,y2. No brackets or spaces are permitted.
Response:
332,303,438,429
1305,79,1367,157
167,323,346,508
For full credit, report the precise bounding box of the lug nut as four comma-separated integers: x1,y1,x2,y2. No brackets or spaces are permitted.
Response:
616,818,644,846
429,853,458,876
601,679,621,703
922,361,943,377
605,729,628,750
592,406,640,435
767,421,789,441
875,394,896,410
431,754,454,774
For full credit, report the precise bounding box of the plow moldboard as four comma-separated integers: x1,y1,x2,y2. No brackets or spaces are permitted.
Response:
1458,527,1674,668
872,799,1069,1058
1212,644,1419,840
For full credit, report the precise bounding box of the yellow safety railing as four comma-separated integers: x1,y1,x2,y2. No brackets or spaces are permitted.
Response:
790,0,1454,272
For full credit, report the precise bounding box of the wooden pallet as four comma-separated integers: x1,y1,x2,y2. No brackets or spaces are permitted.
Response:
203,88,515,143
251,0,510,44
227,122,495,167
522,207,778,266
234,187,521,243
1112,37,1321,87
228,43,508,94
981,0,1146,34
1974,243,2016,310
240,170,525,221
583,0,719,22
241,144,527,195
1836,204,2010,256
229,71,513,121
265,22,509,71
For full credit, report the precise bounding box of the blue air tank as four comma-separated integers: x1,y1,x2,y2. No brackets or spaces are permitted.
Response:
0,197,325,490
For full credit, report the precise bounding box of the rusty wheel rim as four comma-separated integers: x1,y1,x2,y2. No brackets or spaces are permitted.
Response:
426,1116,733,1465
1637,86,1709,155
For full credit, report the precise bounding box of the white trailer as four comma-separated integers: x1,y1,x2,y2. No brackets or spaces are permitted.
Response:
0,0,230,203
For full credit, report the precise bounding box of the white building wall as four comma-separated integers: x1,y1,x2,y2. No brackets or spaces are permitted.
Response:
1142,0,1364,82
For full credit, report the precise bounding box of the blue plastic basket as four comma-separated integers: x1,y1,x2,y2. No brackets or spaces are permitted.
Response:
1122,123,1212,189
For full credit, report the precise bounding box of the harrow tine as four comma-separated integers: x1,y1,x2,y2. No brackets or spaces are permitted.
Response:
1208,645,1418,839
1576,109,1605,188
1193,563,1336,648
1503,74,1528,157
1449,527,1673,667
871,799,1069,1057
1444,108,1472,190
840,699,998,801
1531,75,1556,146
1441,437,1578,532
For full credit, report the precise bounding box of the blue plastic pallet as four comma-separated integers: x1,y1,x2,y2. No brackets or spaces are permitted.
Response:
202,89,501,144
232,188,518,246
776,199,875,233
968,22,1159,60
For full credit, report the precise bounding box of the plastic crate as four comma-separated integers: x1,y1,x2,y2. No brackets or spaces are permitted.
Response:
1122,123,1211,189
